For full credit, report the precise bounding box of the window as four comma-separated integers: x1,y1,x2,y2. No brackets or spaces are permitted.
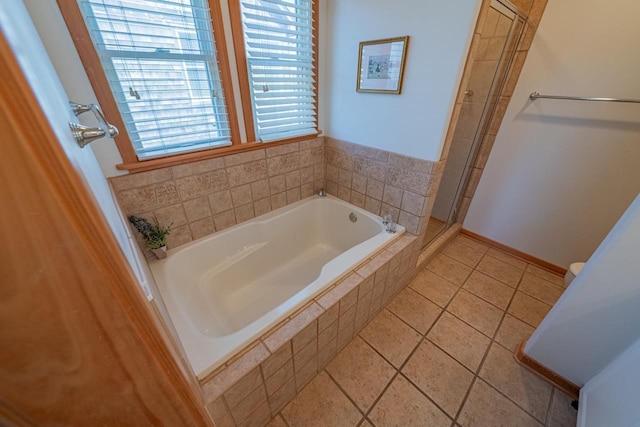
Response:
64,0,239,164
60,0,319,171
233,0,318,142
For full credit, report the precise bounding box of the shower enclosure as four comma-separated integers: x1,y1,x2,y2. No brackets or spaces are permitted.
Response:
423,0,525,247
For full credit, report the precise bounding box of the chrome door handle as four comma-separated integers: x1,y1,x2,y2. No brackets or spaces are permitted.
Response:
68,101,119,148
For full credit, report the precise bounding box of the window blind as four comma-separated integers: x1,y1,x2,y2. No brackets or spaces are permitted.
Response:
79,0,232,159
239,0,317,142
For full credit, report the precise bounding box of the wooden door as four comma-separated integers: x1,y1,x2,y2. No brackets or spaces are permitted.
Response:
0,11,211,427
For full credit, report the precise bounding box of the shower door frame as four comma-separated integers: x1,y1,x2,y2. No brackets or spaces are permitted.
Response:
422,0,525,248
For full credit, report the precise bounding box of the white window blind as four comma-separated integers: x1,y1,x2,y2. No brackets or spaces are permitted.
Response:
79,0,232,159
239,0,317,142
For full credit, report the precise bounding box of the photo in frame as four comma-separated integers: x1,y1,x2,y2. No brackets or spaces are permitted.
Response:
356,36,409,94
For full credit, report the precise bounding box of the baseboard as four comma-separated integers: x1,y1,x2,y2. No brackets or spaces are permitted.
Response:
460,229,567,276
514,340,580,400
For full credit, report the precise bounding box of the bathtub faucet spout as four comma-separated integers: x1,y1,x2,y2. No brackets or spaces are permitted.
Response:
318,188,326,197
384,214,397,233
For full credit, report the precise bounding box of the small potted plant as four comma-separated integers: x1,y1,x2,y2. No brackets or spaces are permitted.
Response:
128,215,172,259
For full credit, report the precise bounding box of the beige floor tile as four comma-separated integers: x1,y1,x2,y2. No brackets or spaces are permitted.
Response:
479,344,552,422
476,255,523,287
547,390,578,427
447,290,504,337
443,237,488,268
519,273,564,305
265,414,287,427
426,254,473,286
463,271,515,310
486,248,527,270
495,314,535,351
410,270,459,307
325,337,395,412
360,419,374,427
387,287,442,334
507,292,551,327
526,264,565,287
458,379,542,427
402,340,474,418
457,235,490,253
359,309,422,368
369,375,451,427
427,312,490,371
281,371,362,427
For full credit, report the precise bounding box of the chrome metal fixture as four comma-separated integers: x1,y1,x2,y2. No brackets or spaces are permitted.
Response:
382,214,396,233
68,101,119,148
529,91,640,104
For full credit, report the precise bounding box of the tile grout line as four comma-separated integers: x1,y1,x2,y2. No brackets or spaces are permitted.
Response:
322,360,375,423
349,257,477,425
420,236,562,425
362,258,483,422
543,387,557,427
451,247,558,426
277,413,290,427
359,294,458,422
392,247,494,423
451,249,530,424
275,234,566,427
483,260,556,423
418,242,558,424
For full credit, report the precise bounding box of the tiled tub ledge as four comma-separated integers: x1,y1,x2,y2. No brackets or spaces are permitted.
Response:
200,234,419,427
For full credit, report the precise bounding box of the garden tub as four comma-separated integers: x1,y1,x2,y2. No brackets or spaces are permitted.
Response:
150,194,404,378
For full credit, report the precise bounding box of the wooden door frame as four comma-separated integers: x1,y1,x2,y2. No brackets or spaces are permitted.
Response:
0,28,212,426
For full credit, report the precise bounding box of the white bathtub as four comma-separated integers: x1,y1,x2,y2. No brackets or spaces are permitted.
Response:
150,195,405,378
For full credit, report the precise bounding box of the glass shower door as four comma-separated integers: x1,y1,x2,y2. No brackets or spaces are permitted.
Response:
423,0,524,247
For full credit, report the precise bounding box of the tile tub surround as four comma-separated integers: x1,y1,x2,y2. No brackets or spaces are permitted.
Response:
324,137,445,238
272,234,576,427
199,234,419,427
110,137,325,252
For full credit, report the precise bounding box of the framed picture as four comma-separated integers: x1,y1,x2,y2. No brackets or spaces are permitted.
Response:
356,36,409,94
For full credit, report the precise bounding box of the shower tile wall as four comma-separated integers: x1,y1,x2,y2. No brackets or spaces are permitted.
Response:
431,7,512,222
110,137,325,254
323,137,444,237
455,0,549,222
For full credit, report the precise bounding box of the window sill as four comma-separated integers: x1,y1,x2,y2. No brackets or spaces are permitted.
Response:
116,131,323,173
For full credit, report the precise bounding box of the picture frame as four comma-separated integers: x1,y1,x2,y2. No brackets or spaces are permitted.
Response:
356,36,409,94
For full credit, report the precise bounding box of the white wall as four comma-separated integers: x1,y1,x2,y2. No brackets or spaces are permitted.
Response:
3,0,152,297
24,0,127,177
524,193,640,387
578,334,640,427
464,0,640,267
27,0,480,172
325,0,481,162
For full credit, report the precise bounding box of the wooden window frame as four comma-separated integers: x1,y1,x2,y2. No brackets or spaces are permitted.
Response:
58,0,242,173
228,0,320,145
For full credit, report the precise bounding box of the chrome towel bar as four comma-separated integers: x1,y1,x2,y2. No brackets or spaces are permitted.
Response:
529,91,640,104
